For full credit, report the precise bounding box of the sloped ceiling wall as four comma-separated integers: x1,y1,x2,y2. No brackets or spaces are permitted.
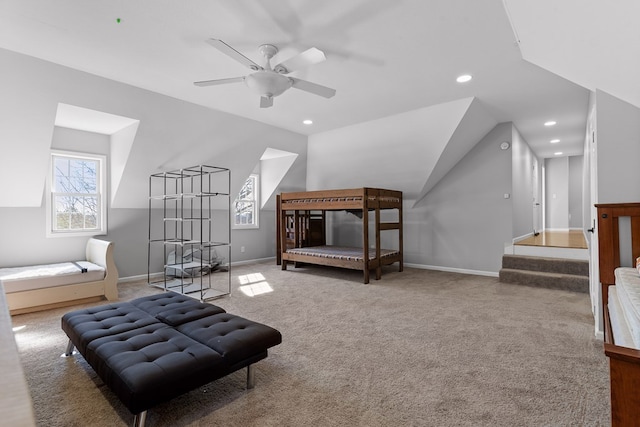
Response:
306,97,497,201
0,48,308,209
260,149,298,209
414,98,497,206
504,0,640,110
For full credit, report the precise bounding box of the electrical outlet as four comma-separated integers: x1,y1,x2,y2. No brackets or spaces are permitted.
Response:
240,246,245,253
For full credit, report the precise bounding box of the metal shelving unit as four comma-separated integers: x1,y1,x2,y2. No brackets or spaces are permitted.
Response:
147,165,231,301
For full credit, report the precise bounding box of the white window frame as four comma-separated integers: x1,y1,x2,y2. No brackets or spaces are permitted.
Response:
46,150,107,238
233,174,259,229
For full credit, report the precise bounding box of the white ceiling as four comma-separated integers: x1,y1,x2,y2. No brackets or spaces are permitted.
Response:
1,0,634,159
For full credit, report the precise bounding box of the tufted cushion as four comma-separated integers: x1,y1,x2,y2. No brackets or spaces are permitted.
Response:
61,292,282,416
177,313,282,365
86,324,225,414
130,292,226,326
61,303,160,354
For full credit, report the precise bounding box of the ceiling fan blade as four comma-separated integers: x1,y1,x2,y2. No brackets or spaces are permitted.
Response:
206,39,262,71
194,76,245,87
260,96,274,108
290,77,336,98
274,47,326,74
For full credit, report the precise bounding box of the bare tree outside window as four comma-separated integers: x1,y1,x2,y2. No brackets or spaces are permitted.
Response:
51,155,101,232
234,175,259,228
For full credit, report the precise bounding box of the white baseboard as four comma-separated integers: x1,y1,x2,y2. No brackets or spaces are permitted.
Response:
594,328,604,341
231,256,275,266
404,263,498,278
125,259,496,281
513,232,534,244
118,257,277,283
118,272,162,283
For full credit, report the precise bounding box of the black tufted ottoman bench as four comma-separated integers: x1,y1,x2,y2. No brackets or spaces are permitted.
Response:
61,292,281,427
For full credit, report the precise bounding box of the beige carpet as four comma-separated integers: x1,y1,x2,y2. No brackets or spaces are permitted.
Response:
11,262,610,426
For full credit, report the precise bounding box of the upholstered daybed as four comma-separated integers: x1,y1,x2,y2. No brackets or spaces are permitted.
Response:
0,238,118,314
62,292,282,427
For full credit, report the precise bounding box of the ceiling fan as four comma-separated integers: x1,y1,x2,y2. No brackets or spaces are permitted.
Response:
194,39,336,108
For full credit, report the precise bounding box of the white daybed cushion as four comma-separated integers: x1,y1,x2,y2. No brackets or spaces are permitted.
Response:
614,267,640,348
608,285,636,349
0,261,105,293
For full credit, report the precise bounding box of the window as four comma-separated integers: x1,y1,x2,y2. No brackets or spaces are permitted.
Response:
47,151,106,237
234,174,259,229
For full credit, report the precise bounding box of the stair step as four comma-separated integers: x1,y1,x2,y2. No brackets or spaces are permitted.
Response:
502,254,589,276
499,268,589,293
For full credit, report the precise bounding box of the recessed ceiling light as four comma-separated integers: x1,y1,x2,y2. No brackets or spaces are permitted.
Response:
550,139,560,143
302,119,313,125
544,121,557,126
554,152,563,156
456,74,472,83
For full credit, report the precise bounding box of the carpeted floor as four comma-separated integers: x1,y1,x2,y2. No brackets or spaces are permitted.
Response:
11,261,610,426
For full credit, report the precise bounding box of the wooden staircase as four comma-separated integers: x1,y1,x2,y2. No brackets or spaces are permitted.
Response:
499,254,589,293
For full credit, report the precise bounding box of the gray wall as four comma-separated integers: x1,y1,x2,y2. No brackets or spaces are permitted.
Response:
0,204,278,278
420,123,513,272
568,155,583,228
545,157,569,229
0,48,310,210
596,90,640,203
511,126,541,238
0,50,308,278
326,123,514,274
0,128,112,268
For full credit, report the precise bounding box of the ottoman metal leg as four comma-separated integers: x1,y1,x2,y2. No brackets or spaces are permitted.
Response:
133,410,147,427
61,339,75,357
247,364,255,389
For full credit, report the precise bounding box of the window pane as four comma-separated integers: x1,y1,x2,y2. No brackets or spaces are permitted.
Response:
85,212,97,228
235,201,254,225
53,158,70,192
233,174,258,228
82,195,98,219
238,177,255,201
70,210,84,229
53,157,98,194
54,196,72,230
51,155,101,233
82,196,98,229
81,160,97,192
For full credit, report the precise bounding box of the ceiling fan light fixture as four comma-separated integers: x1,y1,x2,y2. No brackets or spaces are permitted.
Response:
196,39,336,108
245,71,292,98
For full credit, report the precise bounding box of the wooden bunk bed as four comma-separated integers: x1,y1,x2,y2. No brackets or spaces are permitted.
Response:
276,188,403,284
595,202,640,426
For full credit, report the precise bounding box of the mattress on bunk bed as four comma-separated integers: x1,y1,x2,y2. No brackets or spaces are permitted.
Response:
0,261,105,293
285,245,399,261
612,267,640,349
608,285,636,348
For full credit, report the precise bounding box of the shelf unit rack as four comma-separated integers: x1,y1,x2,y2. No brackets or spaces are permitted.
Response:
147,165,231,301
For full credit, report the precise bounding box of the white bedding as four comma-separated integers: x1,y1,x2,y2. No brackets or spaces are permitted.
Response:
0,261,105,293
608,285,636,348
613,267,640,349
